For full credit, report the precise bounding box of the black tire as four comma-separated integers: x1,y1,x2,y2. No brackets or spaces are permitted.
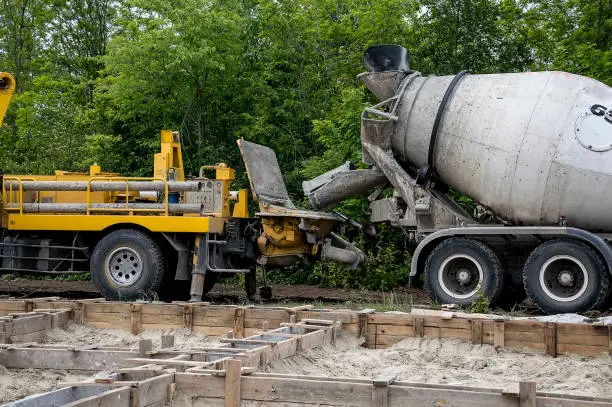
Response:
424,238,504,306
245,269,256,298
259,285,272,300
201,272,219,297
523,240,610,314
91,229,166,301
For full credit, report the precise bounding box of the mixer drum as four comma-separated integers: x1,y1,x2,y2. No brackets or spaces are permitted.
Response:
381,71,612,230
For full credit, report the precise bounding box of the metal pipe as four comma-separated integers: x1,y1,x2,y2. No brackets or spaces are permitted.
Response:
305,167,387,209
3,180,202,192
5,203,204,214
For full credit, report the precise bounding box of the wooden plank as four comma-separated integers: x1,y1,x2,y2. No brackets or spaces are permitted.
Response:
135,373,174,407
225,359,242,407
556,343,608,357
85,312,130,324
367,314,412,326
11,314,52,335
545,322,557,357
423,316,472,330
140,313,184,326
505,341,546,352
505,330,543,344
140,303,184,316
244,319,284,329
175,373,224,398
471,320,483,345
494,320,505,347
519,381,536,407
0,348,138,370
375,335,410,348
375,324,414,337
5,386,112,407
9,330,45,343
388,385,517,407
241,376,372,406
245,308,288,321
296,310,357,324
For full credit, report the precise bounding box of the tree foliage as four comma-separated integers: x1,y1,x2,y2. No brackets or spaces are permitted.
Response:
0,0,610,289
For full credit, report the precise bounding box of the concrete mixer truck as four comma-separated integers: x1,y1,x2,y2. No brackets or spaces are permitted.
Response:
303,45,612,314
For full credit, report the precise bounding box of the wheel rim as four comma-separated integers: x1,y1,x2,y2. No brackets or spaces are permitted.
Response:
437,254,484,299
538,255,588,302
105,247,143,287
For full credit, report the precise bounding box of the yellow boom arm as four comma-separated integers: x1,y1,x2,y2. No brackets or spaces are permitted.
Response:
0,72,15,127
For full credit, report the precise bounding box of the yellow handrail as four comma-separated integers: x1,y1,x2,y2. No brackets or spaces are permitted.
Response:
2,176,37,214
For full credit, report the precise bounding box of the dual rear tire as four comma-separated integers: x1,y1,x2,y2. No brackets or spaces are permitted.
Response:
424,237,611,313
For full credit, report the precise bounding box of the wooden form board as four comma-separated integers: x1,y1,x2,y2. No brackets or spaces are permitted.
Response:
0,309,70,344
173,372,612,407
0,299,609,357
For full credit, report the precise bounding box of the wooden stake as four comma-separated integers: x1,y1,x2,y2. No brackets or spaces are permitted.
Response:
519,381,536,407
493,320,505,347
130,304,142,335
545,322,557,357
371,375,395,407
161,335,175,349
225,359,242,407
183,305,193,331
471,320,483,345
139,339,153,355
414,317,424,338
233,308,245,339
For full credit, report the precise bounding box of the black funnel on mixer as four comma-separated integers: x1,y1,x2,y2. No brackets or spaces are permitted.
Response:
363,45,410,72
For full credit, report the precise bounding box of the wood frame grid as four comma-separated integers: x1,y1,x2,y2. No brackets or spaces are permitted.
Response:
0,299,609,357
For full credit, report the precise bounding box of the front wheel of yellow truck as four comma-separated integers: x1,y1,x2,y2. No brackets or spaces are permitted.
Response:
91,229,166,300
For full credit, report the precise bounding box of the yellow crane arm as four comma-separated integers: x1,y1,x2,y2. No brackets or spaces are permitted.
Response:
0,72,16,127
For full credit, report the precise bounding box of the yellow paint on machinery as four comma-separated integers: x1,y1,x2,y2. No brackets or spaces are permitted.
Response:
1,130,243,233
6,213,226,233
154,130,185,182
0,72,15,127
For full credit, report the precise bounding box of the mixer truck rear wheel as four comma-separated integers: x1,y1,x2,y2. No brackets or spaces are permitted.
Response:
523,240,610,314
424,238,503,307
91,229,166,301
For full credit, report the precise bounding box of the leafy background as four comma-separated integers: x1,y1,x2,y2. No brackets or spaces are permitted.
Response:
1,0,610,289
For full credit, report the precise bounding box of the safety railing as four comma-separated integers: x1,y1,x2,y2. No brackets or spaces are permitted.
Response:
2,176,171,216
3,176,37,215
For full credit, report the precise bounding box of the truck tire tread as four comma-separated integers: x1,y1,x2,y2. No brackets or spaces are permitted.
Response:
522,239,610,314
424,237,504,307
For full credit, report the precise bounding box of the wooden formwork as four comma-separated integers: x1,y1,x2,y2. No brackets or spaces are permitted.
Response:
2,319,343,407
0,299,610,357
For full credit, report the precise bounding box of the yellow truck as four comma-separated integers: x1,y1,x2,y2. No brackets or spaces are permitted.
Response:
0,72,364,301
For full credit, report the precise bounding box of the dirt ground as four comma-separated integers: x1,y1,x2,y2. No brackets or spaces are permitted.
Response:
268,333,612,398
0,367,91,404
0,279,432,306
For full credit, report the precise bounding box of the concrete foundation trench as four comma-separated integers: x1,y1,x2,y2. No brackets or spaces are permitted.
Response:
0,299,610,406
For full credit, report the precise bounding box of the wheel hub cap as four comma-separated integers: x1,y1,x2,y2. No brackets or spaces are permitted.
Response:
438,254,484,300
105,247,143,287
457,269,471,284
539,255,588,302
558,270,574,286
